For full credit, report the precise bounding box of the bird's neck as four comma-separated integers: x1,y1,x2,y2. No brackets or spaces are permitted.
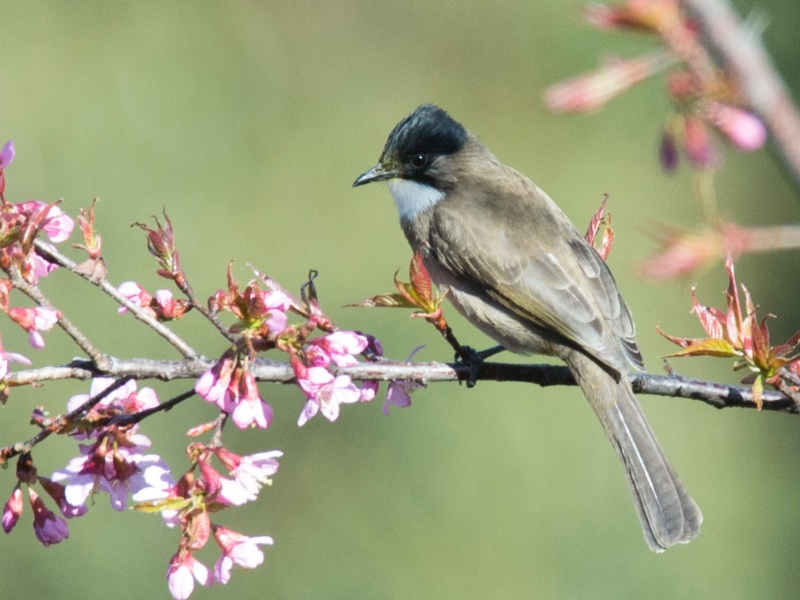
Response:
387,179,444,222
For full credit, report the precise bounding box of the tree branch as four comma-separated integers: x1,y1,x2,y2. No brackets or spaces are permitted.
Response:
679,0,800,189
34,240,199,359
5,357,795,413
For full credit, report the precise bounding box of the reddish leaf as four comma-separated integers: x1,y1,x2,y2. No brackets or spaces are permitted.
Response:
656,325,702,348
690,287,725,339
409,251,433,303
724,255,743,347
584,195,614,260
749,315,772,369
393,273,418,307
584,195,608,246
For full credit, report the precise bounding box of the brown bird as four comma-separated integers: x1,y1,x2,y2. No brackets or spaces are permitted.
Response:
354,104,701,551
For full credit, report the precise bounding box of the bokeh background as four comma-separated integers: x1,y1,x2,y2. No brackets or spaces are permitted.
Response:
1,1,799,598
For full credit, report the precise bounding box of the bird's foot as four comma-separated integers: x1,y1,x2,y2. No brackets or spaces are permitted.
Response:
456,344,505,388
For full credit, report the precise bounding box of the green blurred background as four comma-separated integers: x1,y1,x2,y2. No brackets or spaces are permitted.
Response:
1,1,800,598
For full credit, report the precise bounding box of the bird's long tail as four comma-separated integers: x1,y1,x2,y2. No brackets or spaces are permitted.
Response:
561,349,702,551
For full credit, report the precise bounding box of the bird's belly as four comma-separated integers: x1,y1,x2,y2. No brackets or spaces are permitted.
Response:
424,258,553,356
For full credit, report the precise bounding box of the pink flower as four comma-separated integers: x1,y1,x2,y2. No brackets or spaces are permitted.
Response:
0,140,15,169
707,102,767,151
154,289,180,318
296,367,361,426
15,201,74,243
7,306,60,349
216,449,282,500
0,345,31,380
384,379,421,414
359,380,379,403
167,551,211,600
40,205,74,243
230,370,273,430
117,281,152,313
29,488,69,546
29,254,58,281
196,358,273,429
117,286,190,320
2,486,23,533
51,428,173,511
38,477,88,519
195,356,234,406
212,525,273,585
66,377,159,417
263,290,291,335
313,331,369,367
82,448,170,510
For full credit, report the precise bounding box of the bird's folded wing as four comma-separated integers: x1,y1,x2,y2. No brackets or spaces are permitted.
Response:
429,188,643,372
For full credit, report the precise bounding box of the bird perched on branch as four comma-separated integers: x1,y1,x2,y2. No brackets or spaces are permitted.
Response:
354,104,701,551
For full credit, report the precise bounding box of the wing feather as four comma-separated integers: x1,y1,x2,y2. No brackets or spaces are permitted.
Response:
428,173,643,372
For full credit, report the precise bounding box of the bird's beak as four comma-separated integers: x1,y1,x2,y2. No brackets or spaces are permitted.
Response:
352,163,399,187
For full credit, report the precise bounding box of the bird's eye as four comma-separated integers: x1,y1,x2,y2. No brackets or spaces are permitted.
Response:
410,153,428,168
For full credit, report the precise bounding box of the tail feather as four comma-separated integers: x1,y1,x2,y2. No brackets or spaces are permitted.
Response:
563,349,702,551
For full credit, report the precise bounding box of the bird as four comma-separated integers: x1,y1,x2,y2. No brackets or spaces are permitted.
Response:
353,103,701,551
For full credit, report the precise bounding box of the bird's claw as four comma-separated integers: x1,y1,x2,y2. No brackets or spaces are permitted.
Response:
455,344,505,388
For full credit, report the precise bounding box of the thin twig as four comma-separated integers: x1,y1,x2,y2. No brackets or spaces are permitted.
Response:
0,377,132,462
35,239,198,358
7,262,111,370
175,276,237,344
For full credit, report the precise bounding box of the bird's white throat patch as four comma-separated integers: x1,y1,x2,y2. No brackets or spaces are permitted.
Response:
388,179,444,221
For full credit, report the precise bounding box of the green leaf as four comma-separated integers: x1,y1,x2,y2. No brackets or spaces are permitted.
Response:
346,293,417,309
662,338,739,358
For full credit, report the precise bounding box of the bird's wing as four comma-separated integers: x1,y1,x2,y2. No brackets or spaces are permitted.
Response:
428,177,643,372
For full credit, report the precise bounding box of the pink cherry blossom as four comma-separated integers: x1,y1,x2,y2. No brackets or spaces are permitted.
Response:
263,290,291,334
29,253,59,281
707,102,767,151
2,486,23,533
359,380,379,402
0,140,15,168
296,366,361,426
7,305,60,349
15,200,74,243
66,377,159,417
230,370,273,429
167,551,211,600
195,356,234,407
29,488,69,546
53,446,173,511
224,450,282,499
212,525,273,585
196,358,272,429
38,477,88,519
311,330,369,367
0,346,31,379
117,281,152,314
384,379,422,414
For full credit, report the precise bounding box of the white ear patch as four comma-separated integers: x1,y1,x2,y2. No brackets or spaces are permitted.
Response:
387,179,445,221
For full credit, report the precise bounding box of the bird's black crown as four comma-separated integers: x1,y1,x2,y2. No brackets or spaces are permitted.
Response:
382,104,468,162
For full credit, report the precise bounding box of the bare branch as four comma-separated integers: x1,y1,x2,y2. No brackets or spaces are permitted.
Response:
5,356,794,413
35,239,198,358
6,261,111,369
